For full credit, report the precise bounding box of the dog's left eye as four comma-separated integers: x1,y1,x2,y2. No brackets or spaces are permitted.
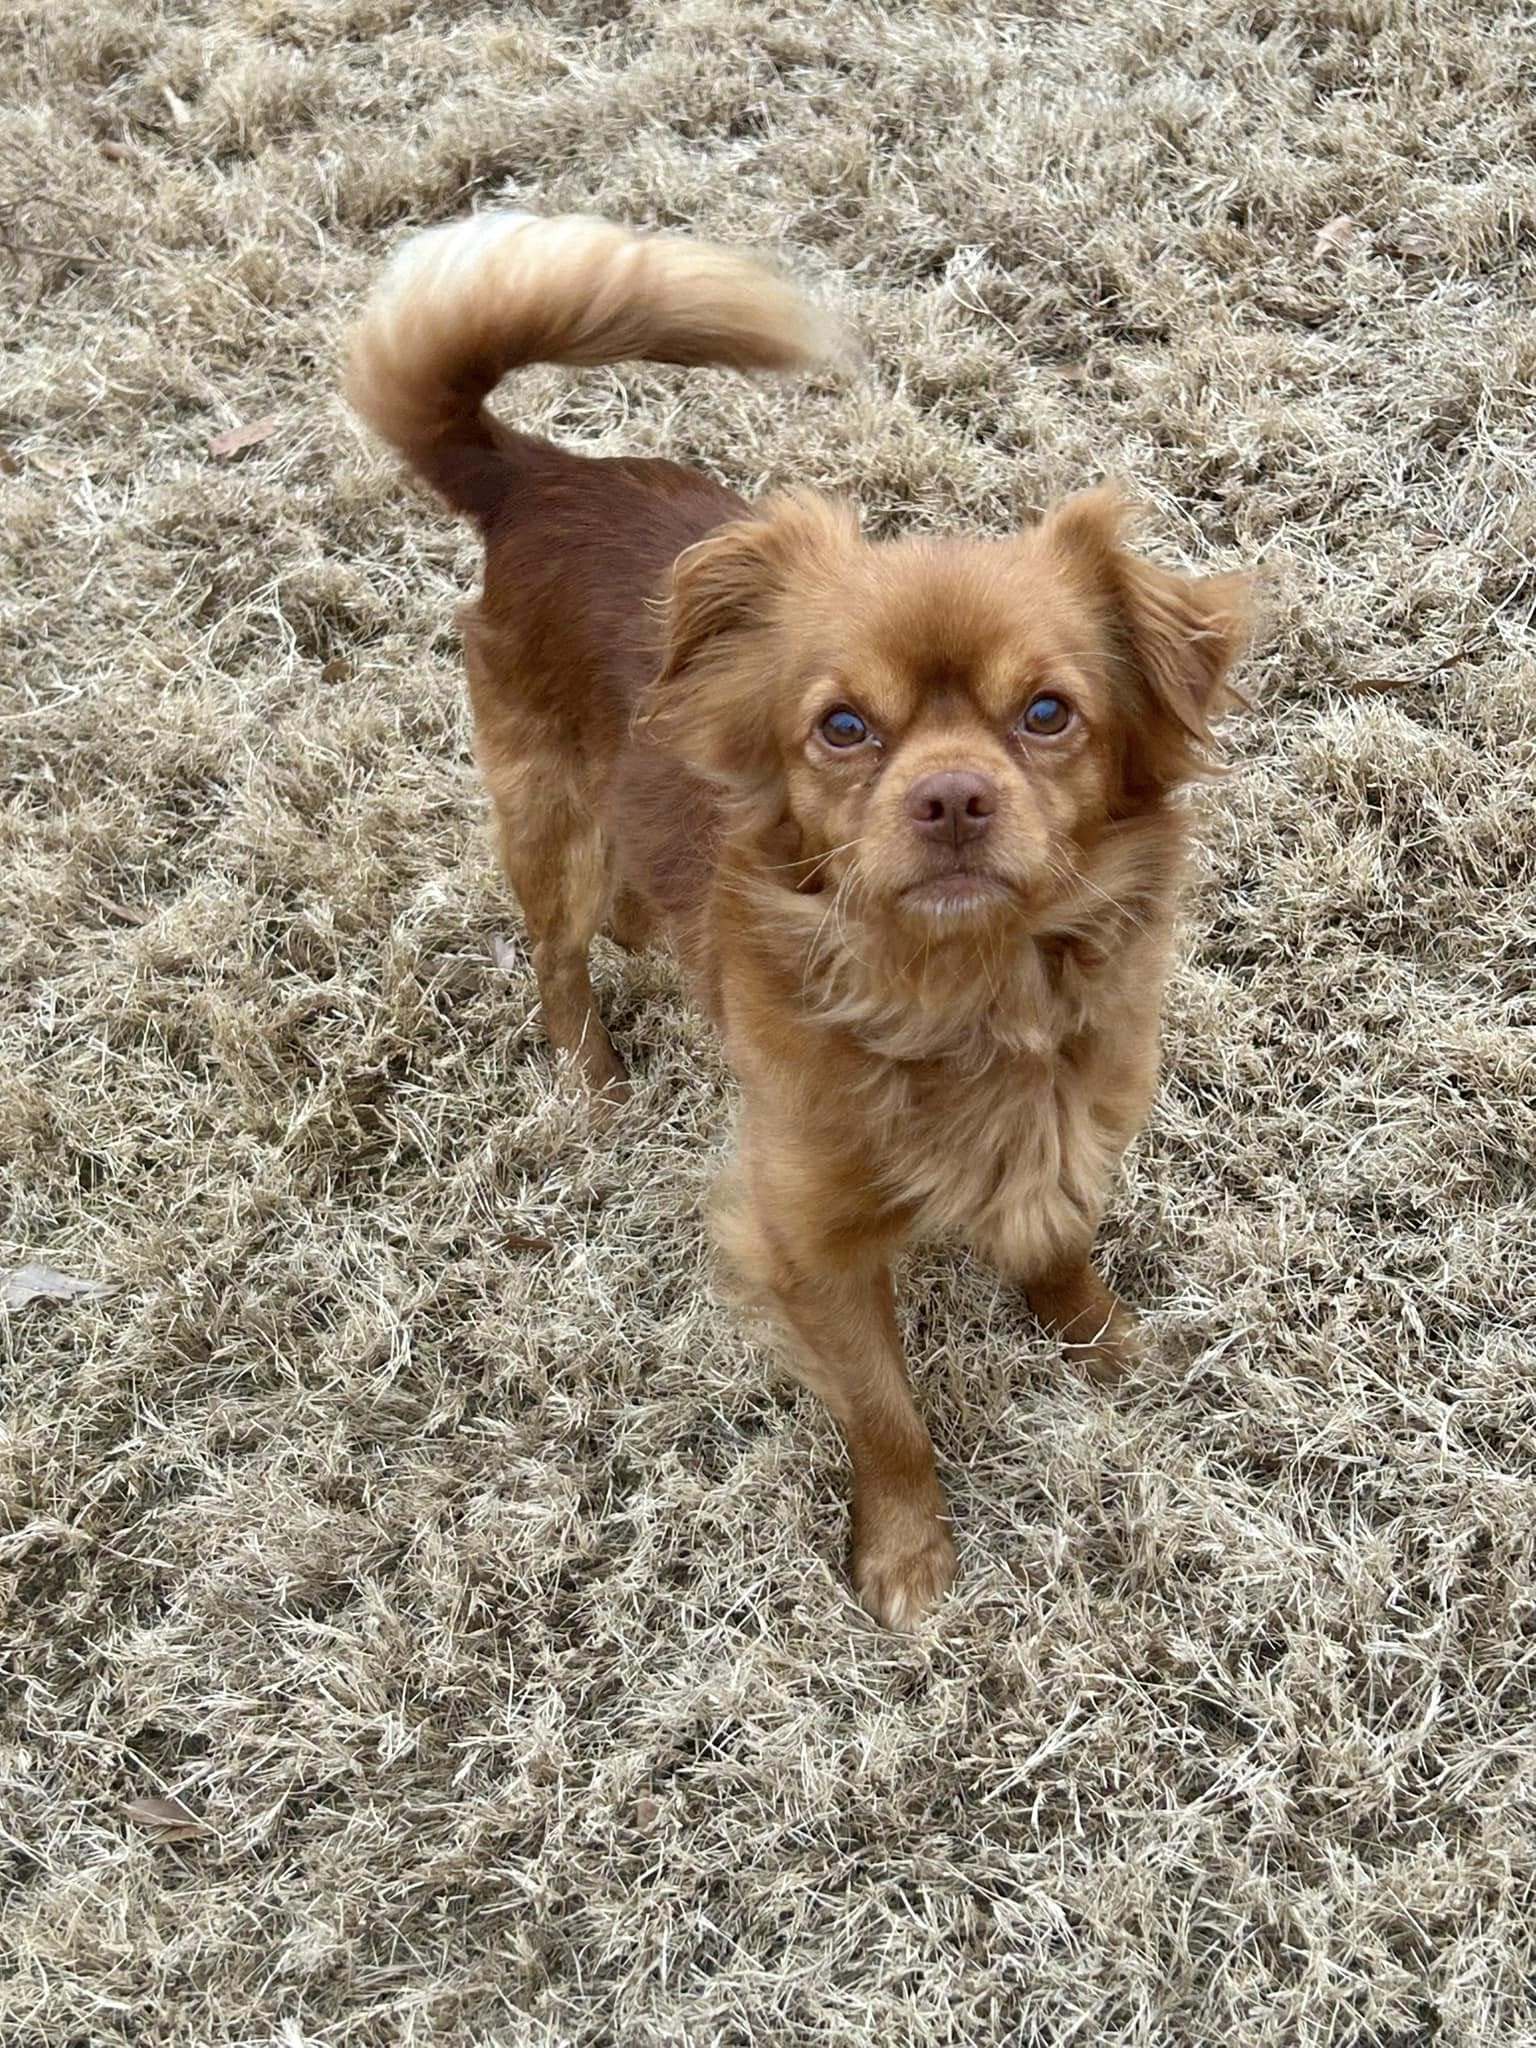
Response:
820,707,870,748
1019,693,1074,737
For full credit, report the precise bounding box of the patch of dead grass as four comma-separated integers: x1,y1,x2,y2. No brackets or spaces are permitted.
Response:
3,1,1534,2042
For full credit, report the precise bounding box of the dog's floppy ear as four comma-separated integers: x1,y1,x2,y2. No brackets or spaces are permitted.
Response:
642,489,858,785
1044,487,1251,778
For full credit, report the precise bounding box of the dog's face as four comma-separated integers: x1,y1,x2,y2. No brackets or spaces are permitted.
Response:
647,488,1248,940
774,553,1130,931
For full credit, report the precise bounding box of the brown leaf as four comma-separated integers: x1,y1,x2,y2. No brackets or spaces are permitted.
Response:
1344,649,1465,694
89,892,156,926
1391,218,1439,260
3,1264,117,1310
208,414,279,460
126,1794,208,1842
99,141,136,162
0,445,18,475
1312,214,1361,262
320,657,351,685
505,1232,555,1255
633,1796,660,1830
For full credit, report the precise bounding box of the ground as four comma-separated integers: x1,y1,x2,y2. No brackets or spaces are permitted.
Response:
2,1,1534,2043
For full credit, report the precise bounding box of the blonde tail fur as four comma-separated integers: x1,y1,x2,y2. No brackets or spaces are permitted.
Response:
345,210,836,513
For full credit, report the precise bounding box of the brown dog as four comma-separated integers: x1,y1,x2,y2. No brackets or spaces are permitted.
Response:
347,213,1250,1627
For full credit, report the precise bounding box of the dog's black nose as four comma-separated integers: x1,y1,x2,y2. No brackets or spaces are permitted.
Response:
905,770,996,846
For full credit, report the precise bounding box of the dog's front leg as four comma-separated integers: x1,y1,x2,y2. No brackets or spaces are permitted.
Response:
778,1248,956,1630
990,1062,1153,1382
718,1159,954,1629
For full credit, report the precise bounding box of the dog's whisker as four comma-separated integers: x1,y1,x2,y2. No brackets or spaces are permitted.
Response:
760,835,867,877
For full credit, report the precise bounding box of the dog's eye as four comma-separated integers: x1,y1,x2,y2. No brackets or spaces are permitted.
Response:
1019,693,1074,738
820,707,871,748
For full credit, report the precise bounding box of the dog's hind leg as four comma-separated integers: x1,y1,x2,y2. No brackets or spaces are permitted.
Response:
606,883,656,955
488,763,628,1105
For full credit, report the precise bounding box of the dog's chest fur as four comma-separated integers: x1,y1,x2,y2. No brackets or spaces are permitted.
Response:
870,1031,1131,1275
765,926,1167,1277
722,871,1173,1278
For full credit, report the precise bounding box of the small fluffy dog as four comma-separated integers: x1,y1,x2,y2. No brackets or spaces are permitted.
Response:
347,214,1249,1627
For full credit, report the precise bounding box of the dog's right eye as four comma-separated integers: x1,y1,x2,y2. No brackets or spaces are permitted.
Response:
819,707,870,748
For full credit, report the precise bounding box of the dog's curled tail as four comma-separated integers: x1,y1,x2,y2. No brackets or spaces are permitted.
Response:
345,211,836,517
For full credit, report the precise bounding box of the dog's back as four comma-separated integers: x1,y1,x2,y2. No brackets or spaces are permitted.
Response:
460,451,740,1011
345,212,831,1090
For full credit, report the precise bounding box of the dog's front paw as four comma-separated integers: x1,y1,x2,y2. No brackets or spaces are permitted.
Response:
578,1039,631,1124
852,1505,957,1631
1027,1261,1145,1386
1070,1301,1144,1384
588,1070,631,1125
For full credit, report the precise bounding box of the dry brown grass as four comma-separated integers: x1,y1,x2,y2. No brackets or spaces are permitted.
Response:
3,1,1535,2042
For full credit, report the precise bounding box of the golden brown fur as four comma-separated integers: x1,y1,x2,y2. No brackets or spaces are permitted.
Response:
346,211,1250,1628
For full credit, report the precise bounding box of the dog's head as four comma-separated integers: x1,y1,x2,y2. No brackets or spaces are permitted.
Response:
642,486,1249,943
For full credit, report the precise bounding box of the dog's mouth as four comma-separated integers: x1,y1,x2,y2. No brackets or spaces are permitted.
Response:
897,871,1017,920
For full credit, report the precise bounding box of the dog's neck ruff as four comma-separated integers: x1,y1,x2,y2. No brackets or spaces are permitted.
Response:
805,932,1076,1068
